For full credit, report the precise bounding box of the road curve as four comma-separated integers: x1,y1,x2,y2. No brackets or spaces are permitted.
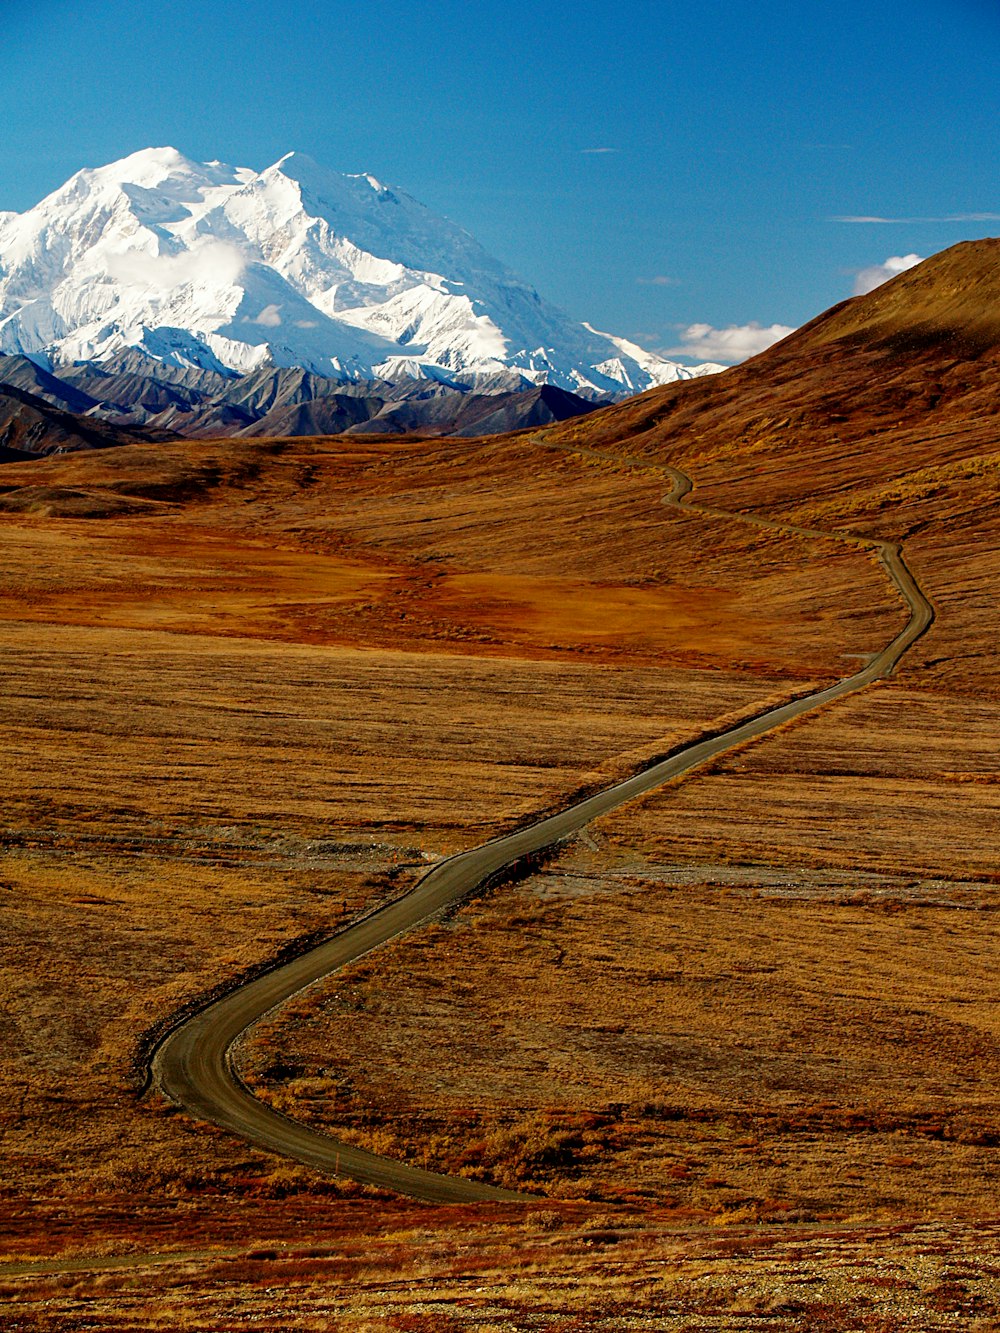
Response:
151,455,934,1203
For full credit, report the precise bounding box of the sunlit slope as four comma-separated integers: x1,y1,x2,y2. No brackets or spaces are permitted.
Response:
237,238,1000,1222
549,238,1000,510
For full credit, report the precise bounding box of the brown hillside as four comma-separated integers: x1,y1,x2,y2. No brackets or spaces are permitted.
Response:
548,238,1000,513
4,241,1000,1327
804,236,1000,354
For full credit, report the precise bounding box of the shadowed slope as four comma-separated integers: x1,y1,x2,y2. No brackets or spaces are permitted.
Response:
0,382,176,457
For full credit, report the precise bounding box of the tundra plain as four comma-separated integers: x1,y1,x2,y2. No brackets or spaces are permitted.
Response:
4,247,1000,1330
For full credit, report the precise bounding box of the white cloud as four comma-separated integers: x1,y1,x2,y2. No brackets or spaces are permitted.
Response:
667,321,796,364
252,303,283,327
833,212,1000,223
105,238,245,288
580,146,618,154
294,318,318,328
852,253,923,295
637,274,680,287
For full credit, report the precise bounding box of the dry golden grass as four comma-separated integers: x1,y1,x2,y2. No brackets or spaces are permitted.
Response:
7,1210,1000,1329
3,269,1000,1328
221,394,1000,1248
0,431,900,674
251,845,1000,1218
3,617,790,1208
0,430,860,1256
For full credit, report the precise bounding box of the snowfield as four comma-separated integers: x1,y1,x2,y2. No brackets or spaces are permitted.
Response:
0,147,722,394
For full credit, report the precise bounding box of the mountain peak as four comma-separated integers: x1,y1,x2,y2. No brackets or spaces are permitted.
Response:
269,151,391,192
32,147,251,219
270,149,322,174
115,145,190,170
263,152,406,219
0,148,716,395
85,146,202,189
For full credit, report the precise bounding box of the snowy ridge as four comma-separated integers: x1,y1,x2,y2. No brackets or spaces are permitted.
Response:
0,148,723,395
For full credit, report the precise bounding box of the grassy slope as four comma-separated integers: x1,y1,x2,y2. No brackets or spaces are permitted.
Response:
4,242,1000,1327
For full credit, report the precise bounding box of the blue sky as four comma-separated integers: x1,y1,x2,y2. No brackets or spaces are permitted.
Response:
5,0,1000,362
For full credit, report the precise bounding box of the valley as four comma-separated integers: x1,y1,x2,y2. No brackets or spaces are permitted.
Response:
3,242,1000,1329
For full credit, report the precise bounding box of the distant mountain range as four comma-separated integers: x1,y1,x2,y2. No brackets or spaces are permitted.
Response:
0,147,723,398
0,378,163,462
0,351,610,451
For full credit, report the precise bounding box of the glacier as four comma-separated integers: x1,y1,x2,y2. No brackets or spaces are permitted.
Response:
0,147,723,395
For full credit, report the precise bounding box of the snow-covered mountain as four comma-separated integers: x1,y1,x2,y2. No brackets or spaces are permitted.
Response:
0,147,722,395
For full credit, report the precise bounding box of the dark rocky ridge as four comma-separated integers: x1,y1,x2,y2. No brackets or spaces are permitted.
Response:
0,352,603,452
0,381,178,459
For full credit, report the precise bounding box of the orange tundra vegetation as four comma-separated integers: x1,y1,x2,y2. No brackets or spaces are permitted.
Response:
2,240,1000,1329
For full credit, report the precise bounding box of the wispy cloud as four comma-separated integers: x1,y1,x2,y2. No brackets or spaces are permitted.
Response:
833,212,1000,223
665,321,796,364
852,253,923,295
105,238,245,288
637,274,680,287
251,303,282,327
579,146,618,154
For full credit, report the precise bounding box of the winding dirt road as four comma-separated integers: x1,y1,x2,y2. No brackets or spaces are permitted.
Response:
151,452,934,1204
